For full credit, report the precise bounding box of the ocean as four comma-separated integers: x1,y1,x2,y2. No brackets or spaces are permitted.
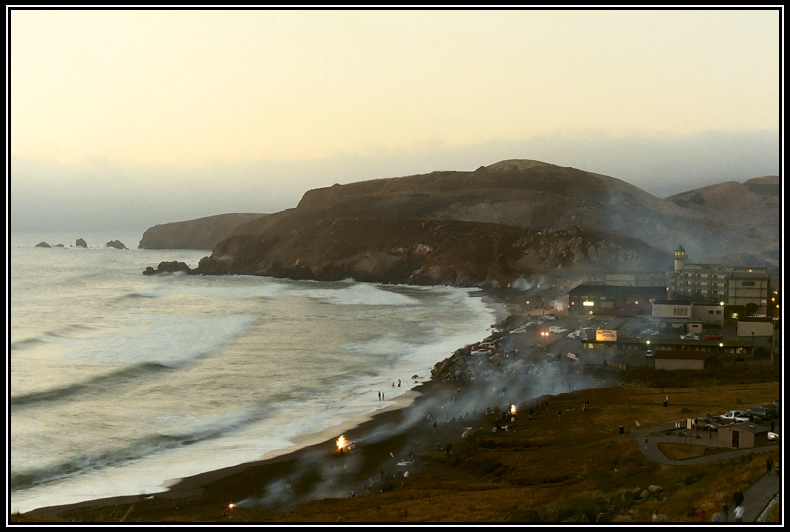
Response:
8,232,500,514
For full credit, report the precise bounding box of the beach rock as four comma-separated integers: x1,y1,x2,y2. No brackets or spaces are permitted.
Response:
54,244,65,247
143,261,193,275
106,240,127,250
76,238,88,248
35,242,51,248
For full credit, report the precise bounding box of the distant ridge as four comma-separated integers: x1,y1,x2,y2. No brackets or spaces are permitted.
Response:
138,213,267,250
141,159,779,284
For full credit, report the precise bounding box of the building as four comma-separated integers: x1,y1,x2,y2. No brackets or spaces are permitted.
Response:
717,421,770,449
667,246,769,314
691,301,726,327
567,284,666,315
604,271,668,287
651,300,725,326
737,317,775,338
654,350,705,370
651,300,692,321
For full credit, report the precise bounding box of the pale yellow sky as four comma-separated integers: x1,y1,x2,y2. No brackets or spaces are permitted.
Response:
11,9,780,167
8,8,782,233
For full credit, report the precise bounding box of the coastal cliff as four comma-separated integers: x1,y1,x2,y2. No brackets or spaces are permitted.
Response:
191,219,671,287
138,213,267,250
141,159,779,282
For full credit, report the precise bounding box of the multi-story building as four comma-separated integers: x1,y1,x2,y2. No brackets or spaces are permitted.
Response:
667,246,769,315
604,271,668,287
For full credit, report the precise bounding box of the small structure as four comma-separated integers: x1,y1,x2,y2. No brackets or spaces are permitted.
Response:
717,421,770,449
653,350,705,370
737,317,775,338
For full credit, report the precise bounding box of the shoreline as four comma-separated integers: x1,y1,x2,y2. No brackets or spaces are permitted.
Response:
20,378,467,521
19,288,513,520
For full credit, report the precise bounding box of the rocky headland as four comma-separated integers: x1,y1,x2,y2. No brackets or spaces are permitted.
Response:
138,213,267,250
140,160,779,286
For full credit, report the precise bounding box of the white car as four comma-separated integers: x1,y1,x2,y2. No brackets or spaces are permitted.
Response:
548,326,568,334
719,410,751,423
768,432,779,441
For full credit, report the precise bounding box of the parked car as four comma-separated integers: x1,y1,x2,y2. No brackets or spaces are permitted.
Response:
745,406,773,421
768,432,780,441
760,403,780,417
719,410,751,423
694,417,721,431
548,326,568,334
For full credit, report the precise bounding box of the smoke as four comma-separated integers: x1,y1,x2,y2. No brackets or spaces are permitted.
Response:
509,277,533,291
232,344,615,512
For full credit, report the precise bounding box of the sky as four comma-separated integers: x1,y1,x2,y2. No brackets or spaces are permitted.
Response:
8,8,782,236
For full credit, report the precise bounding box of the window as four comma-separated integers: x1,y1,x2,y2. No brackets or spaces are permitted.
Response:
741,281,755,286
673,307,689,316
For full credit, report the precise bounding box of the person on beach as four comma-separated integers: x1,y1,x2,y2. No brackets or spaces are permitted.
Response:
644,436,649,450
766,457,774,473
398,379,401,387
734,504,744,522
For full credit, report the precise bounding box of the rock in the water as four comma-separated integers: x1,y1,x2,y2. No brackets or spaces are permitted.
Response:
106,240,127,250
35,242,51,248
76,238,88,248
143,261,193,275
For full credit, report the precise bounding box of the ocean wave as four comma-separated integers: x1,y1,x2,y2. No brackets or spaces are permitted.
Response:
10,324,98,351
299,282,419,307
10,426,229,493
10,363,172,410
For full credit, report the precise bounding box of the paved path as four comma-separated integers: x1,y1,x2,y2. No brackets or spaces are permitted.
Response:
633,425,780,522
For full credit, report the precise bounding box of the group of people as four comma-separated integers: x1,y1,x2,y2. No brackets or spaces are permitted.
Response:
707,488,746,522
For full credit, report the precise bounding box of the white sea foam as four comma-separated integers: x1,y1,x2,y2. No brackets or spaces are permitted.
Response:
10,243,499,515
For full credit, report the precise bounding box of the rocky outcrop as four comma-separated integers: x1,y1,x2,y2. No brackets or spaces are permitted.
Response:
75,238,87,248
192,219,672,287
229,160,779,270
106,240,127,250
142,159,778,283
138,213,267,250
35,242,51,248
143,261,193,276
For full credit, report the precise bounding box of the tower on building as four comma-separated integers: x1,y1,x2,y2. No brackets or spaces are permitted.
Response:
674,245,686,272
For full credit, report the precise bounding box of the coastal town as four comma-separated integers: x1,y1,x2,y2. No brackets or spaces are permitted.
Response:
15,245,780,524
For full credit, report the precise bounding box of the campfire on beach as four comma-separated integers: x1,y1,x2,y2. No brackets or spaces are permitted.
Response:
336,435,347,452
510,404,517,416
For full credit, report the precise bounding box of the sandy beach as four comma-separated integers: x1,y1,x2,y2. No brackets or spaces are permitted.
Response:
14,285,780,524
20,376,490,522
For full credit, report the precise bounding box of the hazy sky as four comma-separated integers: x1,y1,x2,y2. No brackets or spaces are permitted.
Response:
9,8,781,235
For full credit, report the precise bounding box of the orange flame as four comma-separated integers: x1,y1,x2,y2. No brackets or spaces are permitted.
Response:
510,404,517,415
336,435,347,450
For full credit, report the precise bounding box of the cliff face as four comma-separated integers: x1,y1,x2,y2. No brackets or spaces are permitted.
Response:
138,213,267,250
229,161,779,269
194,219,672,287
142,159,779,285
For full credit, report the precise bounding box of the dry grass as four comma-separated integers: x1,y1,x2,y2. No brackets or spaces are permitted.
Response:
13,380,779,524
262,381,780,523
